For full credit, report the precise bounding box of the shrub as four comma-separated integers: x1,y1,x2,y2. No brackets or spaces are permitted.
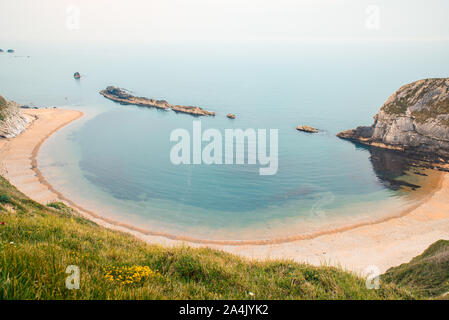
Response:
0,193,11,204
47,202,67,210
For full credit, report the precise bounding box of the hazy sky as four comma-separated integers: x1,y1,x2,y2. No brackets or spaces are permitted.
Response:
1,0,448,44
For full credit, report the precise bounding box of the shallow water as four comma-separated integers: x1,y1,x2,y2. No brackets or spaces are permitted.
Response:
1,41,449,240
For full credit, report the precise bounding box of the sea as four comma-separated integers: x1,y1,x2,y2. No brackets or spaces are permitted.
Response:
1,40,448,241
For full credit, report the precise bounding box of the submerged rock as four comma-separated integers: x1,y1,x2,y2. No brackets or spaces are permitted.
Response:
0,49,3,52
296,125,318,133
337,78,449,163
7,49,14,53
100,86,215,116
227,113,236,119
0,95,30,138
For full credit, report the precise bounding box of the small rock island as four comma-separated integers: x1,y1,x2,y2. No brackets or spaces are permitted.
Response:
337,78,449,163
74,72,81,79
296,125,318,133
100,86,215,116
227,113,236,119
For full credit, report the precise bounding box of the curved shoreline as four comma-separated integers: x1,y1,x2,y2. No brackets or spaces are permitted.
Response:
29,110,442,245
2,108,449,272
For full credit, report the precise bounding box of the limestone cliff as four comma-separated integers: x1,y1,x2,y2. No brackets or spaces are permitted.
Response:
0,95,29,138
337,78,449,162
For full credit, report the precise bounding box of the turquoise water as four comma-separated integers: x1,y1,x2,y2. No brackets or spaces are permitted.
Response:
1,42,449,240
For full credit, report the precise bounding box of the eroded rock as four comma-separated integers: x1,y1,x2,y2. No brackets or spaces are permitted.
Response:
0,95,29,138
337,78,449,162
100,86,215,116
296,125,318,133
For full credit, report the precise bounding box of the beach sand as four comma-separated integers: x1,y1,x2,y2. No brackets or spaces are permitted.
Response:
1,108,449,274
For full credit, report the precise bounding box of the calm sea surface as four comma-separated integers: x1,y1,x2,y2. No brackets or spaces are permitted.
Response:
1,41,448,240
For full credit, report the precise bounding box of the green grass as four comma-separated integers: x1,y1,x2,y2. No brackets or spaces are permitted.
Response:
0,193,11,204
383,240,449,297
382,97,409,115
381,79,449,126
0,175,425,300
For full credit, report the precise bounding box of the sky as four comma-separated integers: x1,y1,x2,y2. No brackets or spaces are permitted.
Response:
0,0,448,45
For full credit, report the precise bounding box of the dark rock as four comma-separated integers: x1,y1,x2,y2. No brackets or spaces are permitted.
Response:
100,86,215,116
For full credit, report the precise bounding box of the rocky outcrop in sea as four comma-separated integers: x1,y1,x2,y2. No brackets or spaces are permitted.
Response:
0,95,29,138
100,86,215,116
296,125,318,133
337,78,449,163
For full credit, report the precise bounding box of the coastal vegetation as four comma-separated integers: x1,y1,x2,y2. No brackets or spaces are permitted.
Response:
0,174,425,300
382,97,409,115
1,81,449,299
383,240,449,297
411,99,449,126
381,79,447,116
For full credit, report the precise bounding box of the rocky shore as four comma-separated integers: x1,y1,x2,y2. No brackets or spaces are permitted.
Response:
100,86,215,116
0,95,29,138
337,78,449,164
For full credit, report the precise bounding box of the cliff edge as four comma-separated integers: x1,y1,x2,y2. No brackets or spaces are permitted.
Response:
337,78,449,162
0,95,29,138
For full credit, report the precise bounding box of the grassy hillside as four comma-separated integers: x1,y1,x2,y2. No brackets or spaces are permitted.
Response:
0,175,417,300
383,240,449,297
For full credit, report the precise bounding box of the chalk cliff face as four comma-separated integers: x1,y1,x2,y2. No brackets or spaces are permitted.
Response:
0,95,29,138
337,78,449,162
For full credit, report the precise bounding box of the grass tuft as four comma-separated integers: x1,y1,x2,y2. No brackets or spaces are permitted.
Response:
0,193,11,204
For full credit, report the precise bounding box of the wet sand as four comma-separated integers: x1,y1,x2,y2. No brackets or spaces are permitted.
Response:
1,108,449,273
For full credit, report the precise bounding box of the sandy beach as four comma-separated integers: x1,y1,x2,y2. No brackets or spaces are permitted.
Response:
1,108,449,274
